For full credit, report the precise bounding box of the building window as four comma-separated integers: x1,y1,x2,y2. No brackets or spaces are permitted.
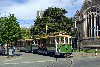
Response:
86,8,100,37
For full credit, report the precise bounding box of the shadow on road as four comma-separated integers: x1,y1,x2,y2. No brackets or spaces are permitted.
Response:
0,53,22,57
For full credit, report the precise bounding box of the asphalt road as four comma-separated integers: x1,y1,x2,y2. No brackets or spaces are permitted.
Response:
72,57,100,67
0,51,100,67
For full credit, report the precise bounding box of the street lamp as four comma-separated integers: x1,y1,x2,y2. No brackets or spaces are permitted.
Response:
73,10,81,51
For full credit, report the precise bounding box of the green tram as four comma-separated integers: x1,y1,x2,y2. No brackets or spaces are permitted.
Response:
35,33,72,56
24,39,34,53
17,39,33,52
37,36,48,54
32,38,40,53
46,34,72,56
17,39,26,51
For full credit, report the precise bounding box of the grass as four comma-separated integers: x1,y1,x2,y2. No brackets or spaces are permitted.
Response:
75,49,85,52
84,49,100,53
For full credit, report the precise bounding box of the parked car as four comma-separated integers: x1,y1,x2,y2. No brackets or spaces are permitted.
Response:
17,45,26,51
0,46,6,54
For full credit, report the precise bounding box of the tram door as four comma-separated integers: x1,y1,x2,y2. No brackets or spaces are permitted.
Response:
40,39,46,48
42,39,46,47
59,37,66,53
55,37,67,53
55,37,60,53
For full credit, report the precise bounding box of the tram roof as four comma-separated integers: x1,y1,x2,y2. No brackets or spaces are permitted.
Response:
35,38,40,39
41,36,48,39
48,36,55,38
25,39,33,41
55,34,71,37
17,39,25,41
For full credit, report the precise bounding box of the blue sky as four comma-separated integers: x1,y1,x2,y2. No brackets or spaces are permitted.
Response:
0,0,85,28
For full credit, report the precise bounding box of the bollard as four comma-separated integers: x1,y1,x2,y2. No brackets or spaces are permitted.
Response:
95,48,97,56
56,57,57,61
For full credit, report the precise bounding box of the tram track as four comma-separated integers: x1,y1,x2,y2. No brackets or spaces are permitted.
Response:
45,57,57,67
67,58,73,67
45,61,57,67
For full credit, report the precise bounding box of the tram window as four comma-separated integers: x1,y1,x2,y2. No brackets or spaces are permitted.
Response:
52,40,55,44
47,38,50,44
69,38,71,44
35,40,37,44
65,37,68,43
51,38,55,44
17,42,20,46
56,37,59,44
61,37,64,44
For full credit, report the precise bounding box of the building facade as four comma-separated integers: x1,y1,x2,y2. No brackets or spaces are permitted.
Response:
76,0,100,45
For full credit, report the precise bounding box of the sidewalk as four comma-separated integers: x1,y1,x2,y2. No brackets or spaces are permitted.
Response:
72,52,100,58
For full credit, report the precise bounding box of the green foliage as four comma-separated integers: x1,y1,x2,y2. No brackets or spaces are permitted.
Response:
31,7,74,36
21,28,32,39
0,14,22,43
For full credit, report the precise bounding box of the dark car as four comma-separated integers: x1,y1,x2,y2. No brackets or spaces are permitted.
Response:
17,45,26,51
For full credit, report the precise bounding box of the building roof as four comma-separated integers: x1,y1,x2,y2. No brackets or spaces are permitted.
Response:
80,0,100,13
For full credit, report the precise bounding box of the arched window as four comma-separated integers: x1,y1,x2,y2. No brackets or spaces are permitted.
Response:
86,7,100,37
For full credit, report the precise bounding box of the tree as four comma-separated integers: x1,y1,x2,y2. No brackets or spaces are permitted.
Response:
31,7,74,36
0,14,22,44
21,27,32,39
0,14,22,56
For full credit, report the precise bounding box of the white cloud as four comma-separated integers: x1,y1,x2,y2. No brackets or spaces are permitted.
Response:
0,0,84,20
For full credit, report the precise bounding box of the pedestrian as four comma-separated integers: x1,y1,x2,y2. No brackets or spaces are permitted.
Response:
13,46,15,52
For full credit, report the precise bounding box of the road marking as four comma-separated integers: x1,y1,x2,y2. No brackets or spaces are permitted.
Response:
21,62,33,63
49,60,55,61
2,59,56,65
36,61,46,62
1,57,23,62
3,63,20,65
